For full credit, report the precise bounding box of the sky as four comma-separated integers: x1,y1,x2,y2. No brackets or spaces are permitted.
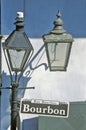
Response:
1,0,86,38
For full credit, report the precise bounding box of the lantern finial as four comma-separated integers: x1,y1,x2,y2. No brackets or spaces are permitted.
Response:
51,10,66,34
16,12,24,19
14,12,24,31
57,10,61,18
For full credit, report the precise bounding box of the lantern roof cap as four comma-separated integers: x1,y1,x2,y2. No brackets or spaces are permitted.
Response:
43,10,73,43
4,30,33,50
3,11,33,50
43,33,73,43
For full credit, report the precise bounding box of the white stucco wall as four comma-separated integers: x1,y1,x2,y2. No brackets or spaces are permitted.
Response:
1,38,86,129
23,38,86,101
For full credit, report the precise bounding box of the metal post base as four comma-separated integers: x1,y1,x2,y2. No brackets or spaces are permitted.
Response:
11,82,18,130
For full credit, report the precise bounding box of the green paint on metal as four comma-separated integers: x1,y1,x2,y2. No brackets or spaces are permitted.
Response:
39,102,86,130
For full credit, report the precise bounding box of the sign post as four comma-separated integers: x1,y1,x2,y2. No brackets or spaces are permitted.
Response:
20,99,69,118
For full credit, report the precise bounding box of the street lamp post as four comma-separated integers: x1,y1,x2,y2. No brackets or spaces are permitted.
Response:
2,12,34,130
0,35,2,94
2,10,73,129
43,11,73,71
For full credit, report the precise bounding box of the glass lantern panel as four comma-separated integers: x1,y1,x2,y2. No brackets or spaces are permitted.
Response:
8,49,26,71
47,43,71,71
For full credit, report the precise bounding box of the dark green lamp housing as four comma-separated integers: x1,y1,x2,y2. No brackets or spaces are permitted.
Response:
43,11,73,71
3,12,34,72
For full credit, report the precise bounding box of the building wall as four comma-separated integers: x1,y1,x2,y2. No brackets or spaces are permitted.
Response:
23,38,86,101
38,102,86,130
1,38,86,129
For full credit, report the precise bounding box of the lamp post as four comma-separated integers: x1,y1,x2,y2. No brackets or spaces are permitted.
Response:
0,35,3,94
2,12,34,130
43,11,73,71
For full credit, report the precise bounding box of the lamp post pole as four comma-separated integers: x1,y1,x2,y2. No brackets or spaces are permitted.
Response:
0,35,2,130
11,82,18,130
0,35,2,94
3,12,34,130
